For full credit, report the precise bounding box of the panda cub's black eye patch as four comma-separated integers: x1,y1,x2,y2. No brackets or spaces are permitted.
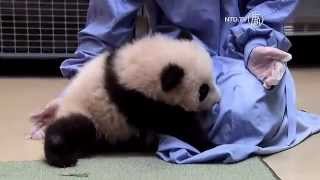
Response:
199,84,209,102
161,64,184,92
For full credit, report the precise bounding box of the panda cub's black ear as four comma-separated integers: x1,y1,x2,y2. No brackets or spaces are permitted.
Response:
160,64,184,92
177,30,193,41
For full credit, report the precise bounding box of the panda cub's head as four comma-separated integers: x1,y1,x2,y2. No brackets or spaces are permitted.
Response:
110,33,220,112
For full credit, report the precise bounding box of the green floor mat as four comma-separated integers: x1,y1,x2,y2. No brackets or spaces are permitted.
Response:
0,155,278,180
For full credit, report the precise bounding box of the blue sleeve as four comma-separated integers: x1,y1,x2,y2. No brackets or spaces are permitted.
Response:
60,0,142,78
227,0,298,65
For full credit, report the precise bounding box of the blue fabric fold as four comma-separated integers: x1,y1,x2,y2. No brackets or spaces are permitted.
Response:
61,0,320,163
157,56,320,163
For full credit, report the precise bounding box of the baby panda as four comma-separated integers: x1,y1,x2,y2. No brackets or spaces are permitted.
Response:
44,33,220,168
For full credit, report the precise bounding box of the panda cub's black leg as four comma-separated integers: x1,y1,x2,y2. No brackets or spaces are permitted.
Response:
44,114,97,168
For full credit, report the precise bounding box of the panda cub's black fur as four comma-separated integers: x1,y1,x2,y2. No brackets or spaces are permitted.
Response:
44,33,220,168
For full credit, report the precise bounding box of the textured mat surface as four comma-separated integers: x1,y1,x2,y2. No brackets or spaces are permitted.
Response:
0,156,277,180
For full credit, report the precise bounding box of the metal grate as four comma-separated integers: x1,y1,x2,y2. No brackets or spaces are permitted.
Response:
0,0,88,59
284,23,320,36
0,1,305,59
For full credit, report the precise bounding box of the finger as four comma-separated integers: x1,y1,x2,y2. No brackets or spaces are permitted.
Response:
266,47,292,62
29,112,44,122
29,107,52,120
29,130,45,140
263,62,285,87
29,125,46,140
264,76,279,88
267,75,279,85
280,53,292,63
269,61,285,82
248,64,270,82
30,104,58,122
263,82,272,89
30,112,49,123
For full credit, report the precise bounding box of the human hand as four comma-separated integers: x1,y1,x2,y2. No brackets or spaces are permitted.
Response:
248,46,292,89
28,97,61,140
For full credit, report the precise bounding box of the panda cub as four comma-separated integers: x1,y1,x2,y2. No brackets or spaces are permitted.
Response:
44,33,220,167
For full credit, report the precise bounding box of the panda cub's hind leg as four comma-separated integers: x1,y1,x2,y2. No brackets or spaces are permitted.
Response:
44,114,97,168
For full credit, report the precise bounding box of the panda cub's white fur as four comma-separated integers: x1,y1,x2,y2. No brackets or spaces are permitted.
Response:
44,33,220,168
56,52,136,144
114,35,218,111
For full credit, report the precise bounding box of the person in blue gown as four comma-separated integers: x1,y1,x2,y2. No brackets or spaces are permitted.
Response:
31,0,320,163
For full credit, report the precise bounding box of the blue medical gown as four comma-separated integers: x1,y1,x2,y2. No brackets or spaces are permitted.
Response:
61,0,320,163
